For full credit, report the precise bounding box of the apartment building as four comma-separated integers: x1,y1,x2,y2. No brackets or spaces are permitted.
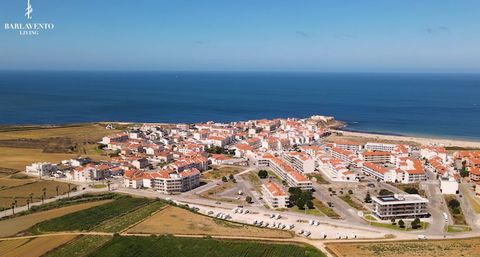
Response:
362,162,397,183
26,162,57,177
141,168,201,194
262,181,289,209
364,142,397,152
397,158,426,183
361,151,391,164
470,167,480,182
372,194,429,220
333,140,363,152
123,170,144,188
283,151,315,174
331,147,358,166
266,156,312,190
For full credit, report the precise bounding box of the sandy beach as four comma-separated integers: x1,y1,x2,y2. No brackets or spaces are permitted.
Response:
332,130,480,148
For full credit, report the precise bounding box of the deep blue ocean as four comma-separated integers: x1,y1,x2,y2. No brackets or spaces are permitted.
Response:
0,71,479,140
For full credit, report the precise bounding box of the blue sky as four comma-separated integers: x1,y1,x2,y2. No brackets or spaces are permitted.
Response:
1,0,479,72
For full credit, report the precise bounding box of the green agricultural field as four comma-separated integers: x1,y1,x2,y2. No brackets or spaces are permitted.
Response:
31,196,150,233
46,235,112,257
89,235,326,257
94,201,166,232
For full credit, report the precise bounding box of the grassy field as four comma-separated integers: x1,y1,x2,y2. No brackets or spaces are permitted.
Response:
313,198,341,219
447,225,472,233
0,200,111,238
89,235,325,257
31,197,150,233
0,235,76,257
338,195,367,211
393,183,426,197
94,201,166,232
46,235,113,257
366,220,428,231
461,187,480,214
444,195,467,225
199,181,237,199
202,166,244,180
308,173,330,184
326,238,480,257
290,205,324,216
127,205,293,238
0,179,74,210
0,123,121,171
0,147,79,171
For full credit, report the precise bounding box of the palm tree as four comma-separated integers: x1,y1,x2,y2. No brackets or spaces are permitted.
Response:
29,193,34,205
42,187,47,204
11,202,15,215
26,198,30,210
55,185,59,196
107,180,111,191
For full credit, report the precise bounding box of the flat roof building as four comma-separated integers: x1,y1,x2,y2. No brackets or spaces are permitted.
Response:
372,194,428,220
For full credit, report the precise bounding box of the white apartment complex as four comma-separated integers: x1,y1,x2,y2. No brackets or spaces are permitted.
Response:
262,181,289,209
372,194,429,220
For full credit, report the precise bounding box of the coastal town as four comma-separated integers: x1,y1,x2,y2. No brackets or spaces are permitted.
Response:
14,115,480,245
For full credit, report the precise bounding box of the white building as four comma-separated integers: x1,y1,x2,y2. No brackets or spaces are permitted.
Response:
283,152,315,174
362,162,398,183
142,168,201,194
26,162,57,177
264,156,312,190
364,142,397,152
262,181,289,209
372,194,429,220
440,177,459,194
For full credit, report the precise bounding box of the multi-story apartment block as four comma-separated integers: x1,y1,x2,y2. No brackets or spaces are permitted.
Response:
262,181,289,209
283,151,315,174
372,194,429,220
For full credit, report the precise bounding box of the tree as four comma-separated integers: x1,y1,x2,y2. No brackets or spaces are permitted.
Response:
26,198,30,210
404,187,419,194
364,192,372,203
232,178,237,183
29,193,34,204
398,219,405,228
460,167,469,178
296,197,306,210
348,189,353,195
411,218,421,229
258,170,268,179
306,200,314,209
221,176,228,182
390,218,396,225
245,196,252,203
448,199,460,210
55,185,59,196
228,174,234,180
379,189,393,196
42,187,47,204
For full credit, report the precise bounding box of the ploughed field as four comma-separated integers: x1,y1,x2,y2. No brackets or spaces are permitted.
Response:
326,238,480,257
0,235,77,257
